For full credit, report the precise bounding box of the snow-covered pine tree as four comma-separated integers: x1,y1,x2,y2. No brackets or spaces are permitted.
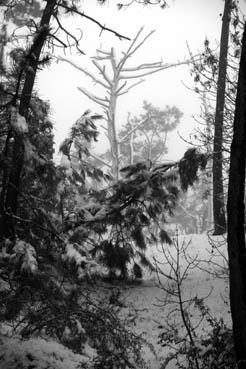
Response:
67,148,207,280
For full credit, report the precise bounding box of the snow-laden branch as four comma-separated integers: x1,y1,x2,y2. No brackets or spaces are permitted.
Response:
77,86,109,108
57,56,110,89
92,59,112,87
110,47,117,75
128,29,156,57
93,49,112,61
125,27,144,56
119,60,192,79
122,61,163,72
117,28,155,71
96,49,112,56
89,152,112,168
115,81,127,95
118,78,145,96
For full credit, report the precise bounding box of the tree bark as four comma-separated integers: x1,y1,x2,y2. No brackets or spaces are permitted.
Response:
227,23,246,369
0,0,57,241
213,0,232,235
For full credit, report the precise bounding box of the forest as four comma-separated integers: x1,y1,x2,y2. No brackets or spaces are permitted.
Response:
0,0,246,368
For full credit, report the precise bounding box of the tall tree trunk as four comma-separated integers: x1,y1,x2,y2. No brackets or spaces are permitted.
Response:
227,23,246,369
213,0,232,235
0,22,6,73
0,0,56,241
108,48,120,181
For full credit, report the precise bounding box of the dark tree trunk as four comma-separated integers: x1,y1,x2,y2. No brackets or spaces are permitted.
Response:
213,0,232,235
0,0,57,241
227,23,246,369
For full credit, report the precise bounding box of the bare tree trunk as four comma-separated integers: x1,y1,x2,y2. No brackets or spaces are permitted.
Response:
129,117,134,165
0,0,56,241
213,0,232,235
0,22,6,73
227,23,246,369
107,54,120,180
64,27,190,181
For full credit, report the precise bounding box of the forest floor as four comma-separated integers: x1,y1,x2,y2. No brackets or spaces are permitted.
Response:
0,234,230,369
120,234,230,369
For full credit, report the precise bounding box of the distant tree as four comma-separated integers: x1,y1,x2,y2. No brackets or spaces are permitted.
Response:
170,177,209,234
119,101,182,166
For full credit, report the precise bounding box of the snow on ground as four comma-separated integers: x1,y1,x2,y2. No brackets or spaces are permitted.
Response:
120,234,230,369
0,234,230,369
0,336,90,369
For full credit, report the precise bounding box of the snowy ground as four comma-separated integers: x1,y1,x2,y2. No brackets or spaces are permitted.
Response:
0,234,230,369
120,234,230,369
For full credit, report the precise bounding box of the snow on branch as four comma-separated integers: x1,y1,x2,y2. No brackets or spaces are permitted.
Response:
91,59,112,86
122,61,163,72
115,81,127,95
117,28,155,70
119,60,192,79
57,57,110,89
89,152,112,169
117,78,145,96
77,87,109,108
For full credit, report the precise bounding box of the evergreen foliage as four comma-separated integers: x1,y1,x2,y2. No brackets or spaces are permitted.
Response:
0,2,209,366
179,148,207,191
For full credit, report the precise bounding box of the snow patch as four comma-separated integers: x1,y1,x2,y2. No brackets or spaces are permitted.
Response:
13,240,38,273
11,108,28,133
63,243,87,265
0,336,89,369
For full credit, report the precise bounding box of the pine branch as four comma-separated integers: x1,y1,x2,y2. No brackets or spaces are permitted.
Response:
53,13,84,54
58,3,131,41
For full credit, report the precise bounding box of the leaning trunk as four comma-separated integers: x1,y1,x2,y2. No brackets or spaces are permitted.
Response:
213,0,232,235
227,23,246,369
0,0,56,241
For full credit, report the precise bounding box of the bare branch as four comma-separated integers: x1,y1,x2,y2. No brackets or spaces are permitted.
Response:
57,56,110,89
58,3,131,41
122,61,163,71
92,59,112,87
117,28,155,71
118,78,145,95
115,81,127,95
89,153,112,168
120,60,191,79
53,13,84,54
124,27,144,56
96,49,112,56
77,86,109,108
